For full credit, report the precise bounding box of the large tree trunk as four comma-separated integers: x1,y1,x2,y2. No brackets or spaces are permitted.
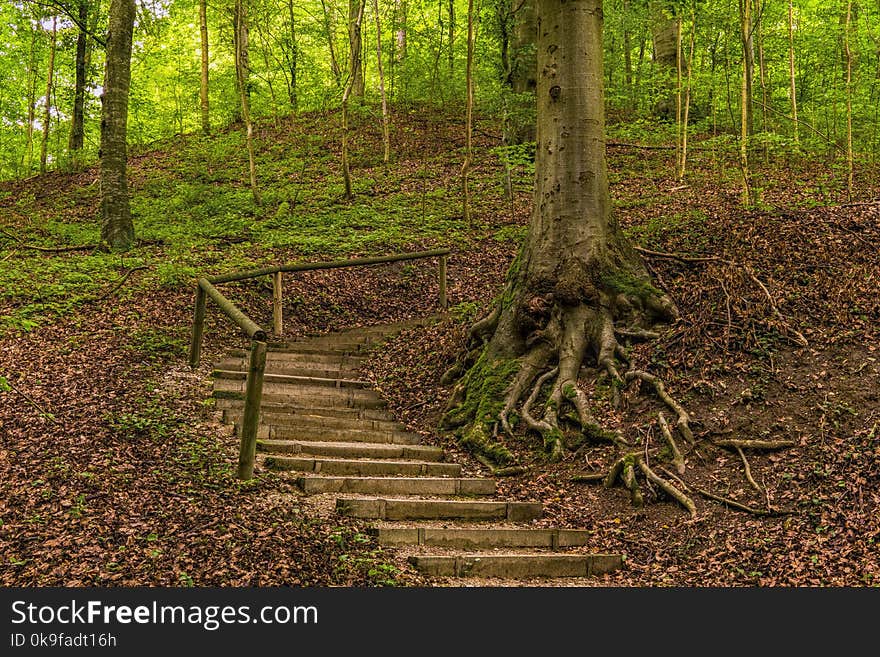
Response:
100,0,136,251
442,0,677,463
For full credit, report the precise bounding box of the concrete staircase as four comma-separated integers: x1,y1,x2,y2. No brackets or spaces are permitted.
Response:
212,321,623,582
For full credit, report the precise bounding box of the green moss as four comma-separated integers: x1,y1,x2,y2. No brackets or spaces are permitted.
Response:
601,269,661,300
582,423,617,443
562,383,577,400
441,349,519,465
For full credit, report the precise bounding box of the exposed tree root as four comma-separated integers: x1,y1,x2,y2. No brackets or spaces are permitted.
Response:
661,468,795,517
625,370,694,444
637,458,697,519
735,445,761,492
599,452,696,517
712,439,797,450
658,412,685,474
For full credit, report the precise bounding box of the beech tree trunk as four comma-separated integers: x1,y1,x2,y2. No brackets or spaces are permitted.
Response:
349,0,366,97
234,0,259,204
99,0,136,251
650,1,681,119
443,0,676,462
510,0,536,94
69,1,88,162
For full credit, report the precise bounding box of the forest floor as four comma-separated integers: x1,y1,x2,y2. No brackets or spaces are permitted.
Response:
0,104,878,586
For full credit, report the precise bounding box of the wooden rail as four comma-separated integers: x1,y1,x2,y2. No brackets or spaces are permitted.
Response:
188,249,450,480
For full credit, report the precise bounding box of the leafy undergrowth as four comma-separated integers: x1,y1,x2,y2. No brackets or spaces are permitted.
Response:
1,103,878,586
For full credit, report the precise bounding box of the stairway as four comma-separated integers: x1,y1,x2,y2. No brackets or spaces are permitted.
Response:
212,321,623,582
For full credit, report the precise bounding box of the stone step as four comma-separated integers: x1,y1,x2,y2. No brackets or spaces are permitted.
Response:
213,378,381,399
336,498,543,521
257,439,445,461
226,410,406,433
228,350,367,368
265,344,371,356
248,424,422,445
214,360,362,380
408,553,623,579
217,400,396,422
212,369,368,389
370,528,592,549
264,456,462,477
296,476,496,495
213,389,388,410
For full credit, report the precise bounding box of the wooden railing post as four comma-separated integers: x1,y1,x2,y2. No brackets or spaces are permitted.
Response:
188,284,207,368
439,254,448,311
237,339,267,480
272,271,283,337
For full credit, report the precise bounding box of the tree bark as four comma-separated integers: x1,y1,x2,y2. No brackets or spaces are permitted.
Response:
461,0,475,224
69,1,88,163
321,0,342,87
234,0,259,204
40,16,57,175
342,0,366,199
510,0,536,94
199,0,210,134
649,1,680,119
844,0,854,200
24,26,38,173
100,0,136,251
788,0,799,146
373,0,391,163
443,0,677,462
349,0,366,97
285,0,298,109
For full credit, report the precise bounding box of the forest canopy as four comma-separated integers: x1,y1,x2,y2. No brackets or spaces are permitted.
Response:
1,0,879,181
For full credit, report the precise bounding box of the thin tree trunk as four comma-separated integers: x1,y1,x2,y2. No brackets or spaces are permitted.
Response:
342,0,366,199
739,0,753,205
448,0,456,73
678,13,696,181
350,0,366,97
755,0,769,139
321,0,342,87
24,27,37,173
844,0,854,200
234,0,259,204
461,0,475,225
286,0,298,109
199,0,210,134
40,17,57,174
69,1,88,165
623,0,633,110
396,0,407,61
232,0,250,123
788,0,799,147
674,15,682,177
100,0,136,251
373,0,391,164
739,0,754,136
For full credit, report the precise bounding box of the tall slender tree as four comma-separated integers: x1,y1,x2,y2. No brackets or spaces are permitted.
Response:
39,16,57,174
99,0,136,251
199,0,210,134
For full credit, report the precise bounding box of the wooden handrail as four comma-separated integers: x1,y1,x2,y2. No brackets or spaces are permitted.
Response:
207,248,450,284
187,249,450,480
